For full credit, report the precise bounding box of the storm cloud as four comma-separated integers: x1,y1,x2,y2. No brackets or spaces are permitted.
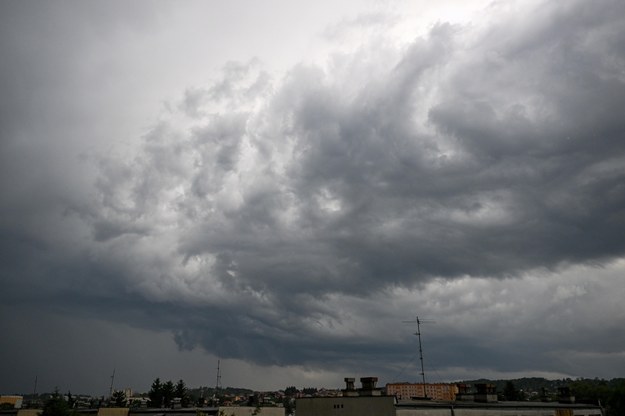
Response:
1,0,625,394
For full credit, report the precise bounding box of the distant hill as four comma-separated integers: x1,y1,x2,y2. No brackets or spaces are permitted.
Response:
187,386,254,397
458,377,571,395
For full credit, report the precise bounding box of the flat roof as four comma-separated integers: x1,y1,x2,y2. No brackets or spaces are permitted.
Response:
396,400,602,410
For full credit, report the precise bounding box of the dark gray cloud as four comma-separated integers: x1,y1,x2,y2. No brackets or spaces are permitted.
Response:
2,0,625,395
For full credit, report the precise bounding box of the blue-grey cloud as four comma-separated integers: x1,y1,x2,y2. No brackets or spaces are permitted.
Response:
2,0,625,395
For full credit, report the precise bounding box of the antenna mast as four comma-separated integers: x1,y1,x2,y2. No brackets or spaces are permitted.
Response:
215,360,222,390
416,317,426,396
109,368,116,398
403,316,435,399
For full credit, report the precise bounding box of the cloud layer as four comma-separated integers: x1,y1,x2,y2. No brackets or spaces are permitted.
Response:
2,0,625,394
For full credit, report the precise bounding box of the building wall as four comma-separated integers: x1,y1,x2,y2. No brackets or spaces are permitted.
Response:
296,396,395,416
386,384,458,401
217,407,284,416
0,396,23,409
397,406,603,416
16,410,41,416
97,408,129,416
396,409,450,416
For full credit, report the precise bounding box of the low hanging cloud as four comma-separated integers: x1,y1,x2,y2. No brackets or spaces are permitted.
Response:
2,0,625,382
78,1,625,365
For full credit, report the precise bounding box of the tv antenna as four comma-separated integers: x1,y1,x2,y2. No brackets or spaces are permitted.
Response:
403,316,435,398
215,360,222,390
109,368,116,398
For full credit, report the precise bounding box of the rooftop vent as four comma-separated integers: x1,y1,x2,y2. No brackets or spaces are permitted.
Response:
342,378,358,397
359,377,382,396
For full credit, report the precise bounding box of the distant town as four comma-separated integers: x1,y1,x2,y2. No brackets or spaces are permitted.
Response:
1,376,623,416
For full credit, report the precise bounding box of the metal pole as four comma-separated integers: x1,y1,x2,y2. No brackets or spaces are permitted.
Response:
416,317,427,398
216,360,221,390
109,368,115,398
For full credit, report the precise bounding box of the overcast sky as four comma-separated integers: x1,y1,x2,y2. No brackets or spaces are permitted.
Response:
2,0,625,397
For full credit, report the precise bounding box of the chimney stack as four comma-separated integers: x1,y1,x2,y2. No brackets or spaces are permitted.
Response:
342,378,358,397
359,377,382,396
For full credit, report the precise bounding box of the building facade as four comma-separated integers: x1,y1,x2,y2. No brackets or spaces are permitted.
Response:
297,378,603,416
0,396,23,409
385,383,458,401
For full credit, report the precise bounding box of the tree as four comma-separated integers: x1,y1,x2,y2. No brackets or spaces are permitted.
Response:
41,390,71,416
606,379,625,416
66,391,75,409
175,379,189,407
148,378,163,408
162,380,175,408
111,390,127,407
570,378,625,416
284,387,297,396
282,397,295,416
503,381,519,401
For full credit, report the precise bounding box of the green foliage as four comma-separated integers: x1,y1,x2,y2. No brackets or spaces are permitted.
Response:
570,378,625,416
282,397,295,416
284,386,297,396
175,379,190,407
66,391,75,409
162,380,175,407
41,391,71,416
188,386,253,400
502,381,518,401
461,377,623,415
148,378,163,408
247,393,260,407
148,377,194,408
608,379,625,416
111,390,127,407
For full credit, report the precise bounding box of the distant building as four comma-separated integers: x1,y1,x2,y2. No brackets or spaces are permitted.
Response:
0,396,23,409
386,382,458,401
297,378,394,416
7,407,282,416
296,377,604,416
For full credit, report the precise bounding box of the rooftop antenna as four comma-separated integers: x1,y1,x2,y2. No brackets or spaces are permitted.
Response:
215,360,222,390
403,316,435,399
109,368,116,398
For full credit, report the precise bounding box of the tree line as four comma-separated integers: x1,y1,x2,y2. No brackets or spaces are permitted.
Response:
569,378,625,416
467,377,624,416
147,378,190,408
